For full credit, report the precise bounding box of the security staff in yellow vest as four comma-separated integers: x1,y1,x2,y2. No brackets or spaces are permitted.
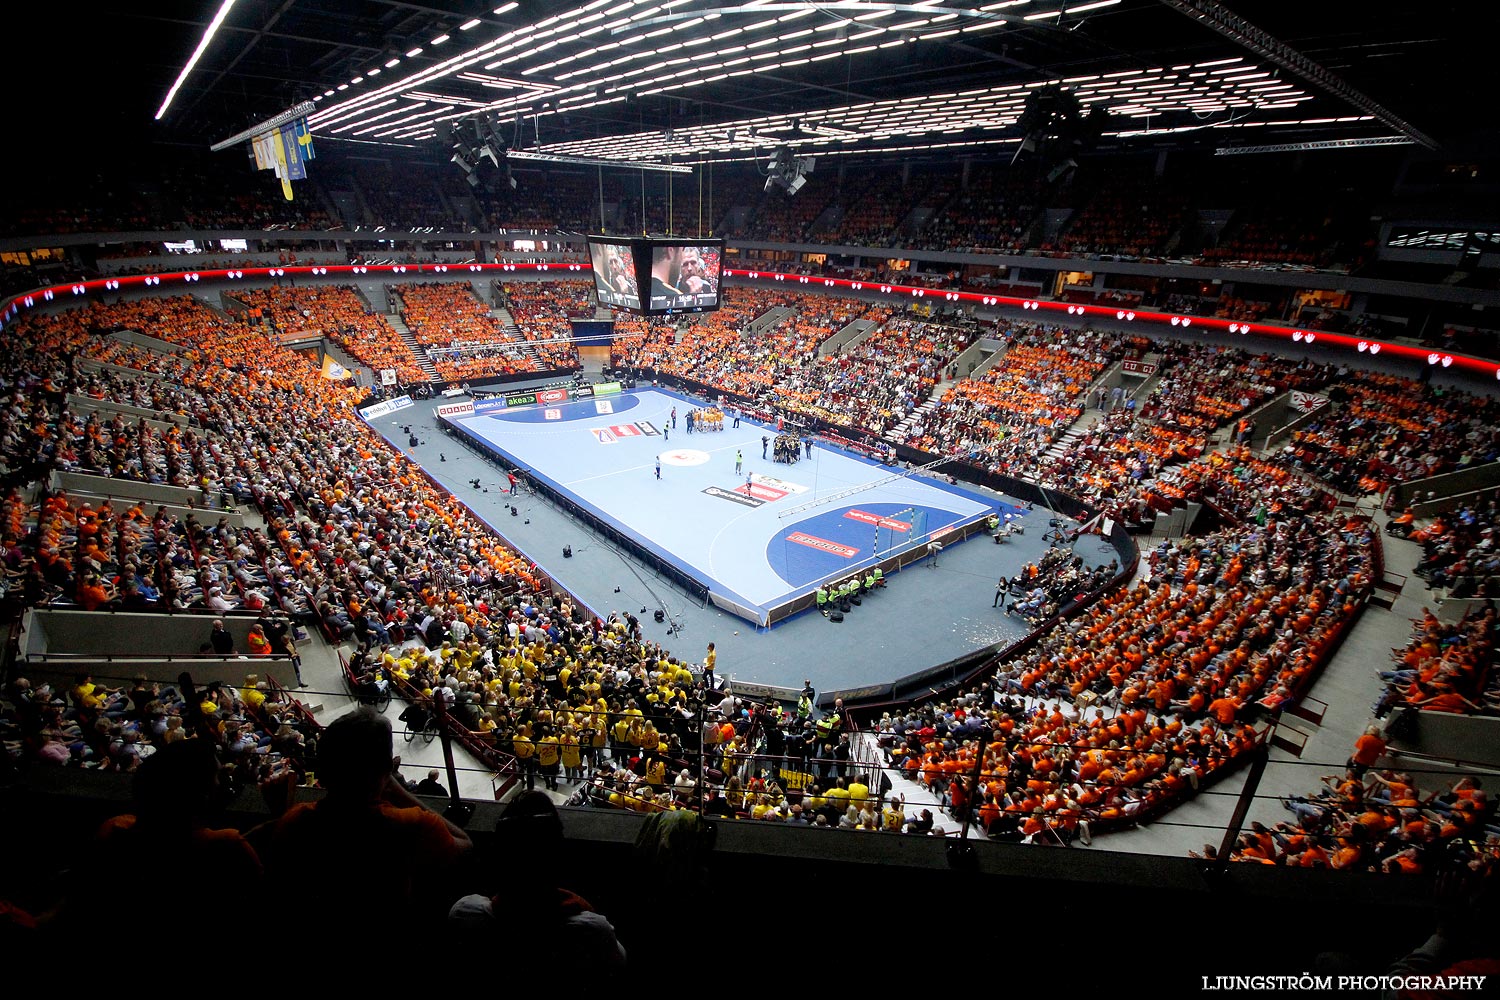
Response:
816,586,829,616
815,713,836,741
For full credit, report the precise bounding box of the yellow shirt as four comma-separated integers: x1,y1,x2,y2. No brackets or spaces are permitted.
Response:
537,736,560,767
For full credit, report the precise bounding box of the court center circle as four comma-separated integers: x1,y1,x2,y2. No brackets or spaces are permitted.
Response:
660,449,710,467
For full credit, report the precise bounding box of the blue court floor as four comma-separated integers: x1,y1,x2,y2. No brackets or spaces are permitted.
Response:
448,389,1015,622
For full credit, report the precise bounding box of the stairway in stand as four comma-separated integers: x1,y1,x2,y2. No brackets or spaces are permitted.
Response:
1042,426,1086,464
490,305,547,372
386,312,442,383
883,378,954,445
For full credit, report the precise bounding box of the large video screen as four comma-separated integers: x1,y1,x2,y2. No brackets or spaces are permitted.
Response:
587,238,641,311
647,240,723,313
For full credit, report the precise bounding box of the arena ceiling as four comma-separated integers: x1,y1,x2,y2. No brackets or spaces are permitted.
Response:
20,1,1489,164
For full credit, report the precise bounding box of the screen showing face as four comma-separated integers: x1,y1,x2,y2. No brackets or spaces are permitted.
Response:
648,243,721,312
588,239,641,310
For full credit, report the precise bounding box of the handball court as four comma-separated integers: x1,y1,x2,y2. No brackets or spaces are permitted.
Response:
443,389,1011,626
364,391,1116,691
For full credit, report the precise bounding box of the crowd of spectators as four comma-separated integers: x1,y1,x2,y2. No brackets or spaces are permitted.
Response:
501,280,589,370
743,173,835,242
6,658,315,784
907,168,1037,253
1392,491,1500,602
396,282,533,381
354,165,462,230
1372,606,1497,720
1139,344,1327,433
1221,605,1499,872
1278,372,1500,494
0,156,1407,283
1226,758,1496,873
1148,446,1339,524
478,172,600,232
903,323,1125,473
236,284,428,385
0,262,1489,889
863,506,1373,845
1041,175,1189,259
168,164,338,231
1200,204,1338,269
814,173,927,247
1045,409,1203,522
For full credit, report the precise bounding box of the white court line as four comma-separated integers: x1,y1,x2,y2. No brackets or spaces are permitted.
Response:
562,441,743,486
704,506,766,583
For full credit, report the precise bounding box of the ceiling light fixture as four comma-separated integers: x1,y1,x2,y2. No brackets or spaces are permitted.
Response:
1160,0,1437,147
1213,136,1415,155
505,148,692,173
154,0,239,120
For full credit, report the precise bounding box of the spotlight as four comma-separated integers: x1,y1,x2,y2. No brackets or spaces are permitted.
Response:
764,145,814,195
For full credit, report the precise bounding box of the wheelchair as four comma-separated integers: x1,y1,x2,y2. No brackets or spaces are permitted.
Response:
399,701,440,744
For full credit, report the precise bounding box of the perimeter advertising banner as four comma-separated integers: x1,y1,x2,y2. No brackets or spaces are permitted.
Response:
593,381,623,396
358,394,413,420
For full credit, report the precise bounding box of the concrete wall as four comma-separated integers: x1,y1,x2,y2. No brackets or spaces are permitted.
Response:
23,608,270,658
51,490,244,528
65,394,191,432
1389,461,1500,511
78,358,168,382
110,328,188,355
52,470,233,510
1388,707,1500,769
1261,394,1324,453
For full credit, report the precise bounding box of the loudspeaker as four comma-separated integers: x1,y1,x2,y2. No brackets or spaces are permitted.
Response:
653,609,665,623
829,611,844,623
562,545,572,558
510,506,518,516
